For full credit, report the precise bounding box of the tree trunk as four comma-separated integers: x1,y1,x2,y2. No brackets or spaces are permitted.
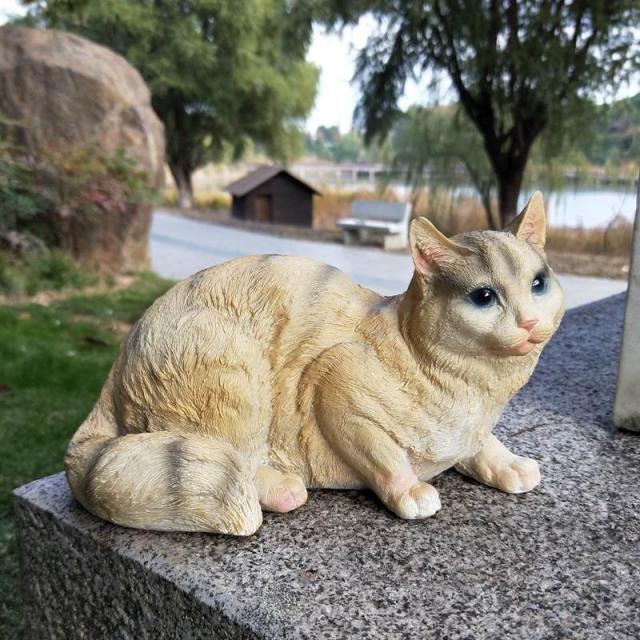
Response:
169,162,194,209
496,160,527,228
480,189,499,231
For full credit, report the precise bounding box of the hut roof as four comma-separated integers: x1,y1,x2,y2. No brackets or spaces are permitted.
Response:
225,165,321,197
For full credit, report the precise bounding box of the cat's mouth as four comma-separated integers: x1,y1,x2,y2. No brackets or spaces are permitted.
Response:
505,340,537,356
500,335,546,356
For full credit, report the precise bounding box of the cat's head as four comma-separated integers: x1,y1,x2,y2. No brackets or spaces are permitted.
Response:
408,192,565,358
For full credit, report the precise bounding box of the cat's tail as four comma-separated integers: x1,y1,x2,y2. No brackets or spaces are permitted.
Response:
64,385,262,536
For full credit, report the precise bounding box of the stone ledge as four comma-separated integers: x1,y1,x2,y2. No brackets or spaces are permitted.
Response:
14,294,640,639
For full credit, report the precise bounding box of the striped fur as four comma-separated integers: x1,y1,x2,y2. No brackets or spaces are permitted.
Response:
65,192,564,534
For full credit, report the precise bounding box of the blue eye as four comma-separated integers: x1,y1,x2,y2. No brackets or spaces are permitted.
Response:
532,273,548,295
468,288,497,308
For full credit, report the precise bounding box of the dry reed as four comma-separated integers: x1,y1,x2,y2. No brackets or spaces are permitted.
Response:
163,183,633,258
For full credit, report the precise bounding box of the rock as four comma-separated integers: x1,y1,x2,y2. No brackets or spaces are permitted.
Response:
0,25,164,272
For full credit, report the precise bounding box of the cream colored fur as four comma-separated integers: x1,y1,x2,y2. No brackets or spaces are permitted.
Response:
65,192,564,535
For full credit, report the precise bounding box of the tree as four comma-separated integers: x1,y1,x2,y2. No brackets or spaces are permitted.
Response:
332,131,365,162
390,105,499,228
324,0,639,226
577,93,640,165
26,0,318,207
316,125,341,146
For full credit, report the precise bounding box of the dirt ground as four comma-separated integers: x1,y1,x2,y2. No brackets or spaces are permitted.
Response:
165,207,630,281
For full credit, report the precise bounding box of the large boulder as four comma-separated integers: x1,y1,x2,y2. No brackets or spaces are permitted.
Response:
0,25,164,272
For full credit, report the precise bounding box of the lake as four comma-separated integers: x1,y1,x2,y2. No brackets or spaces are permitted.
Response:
329,181,637,228
519,187,637,228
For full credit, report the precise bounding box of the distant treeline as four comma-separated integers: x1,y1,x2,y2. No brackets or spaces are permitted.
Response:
305,93,640,169
576,93,640,166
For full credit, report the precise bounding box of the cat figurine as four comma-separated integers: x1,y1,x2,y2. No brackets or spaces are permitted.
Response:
65,192,564,535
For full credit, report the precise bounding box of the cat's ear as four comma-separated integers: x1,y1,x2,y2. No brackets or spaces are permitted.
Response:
505,191,546,251
409,217,472,276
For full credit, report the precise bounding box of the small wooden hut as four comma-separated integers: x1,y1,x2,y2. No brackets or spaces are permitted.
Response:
225,165,320,227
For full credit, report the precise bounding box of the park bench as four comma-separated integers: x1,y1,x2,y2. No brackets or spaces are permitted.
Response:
337,200,411,250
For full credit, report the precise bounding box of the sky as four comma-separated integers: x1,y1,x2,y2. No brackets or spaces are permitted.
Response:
305,18,434,133
0,0,20,23
1,1,638,135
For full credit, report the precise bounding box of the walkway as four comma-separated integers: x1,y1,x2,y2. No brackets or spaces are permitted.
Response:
150,210,627,308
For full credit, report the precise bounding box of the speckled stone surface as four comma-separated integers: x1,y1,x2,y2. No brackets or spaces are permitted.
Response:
14,294,640,639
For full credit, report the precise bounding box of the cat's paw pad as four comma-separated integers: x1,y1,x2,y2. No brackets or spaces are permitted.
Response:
393,482,441,519
260,473,308,513
495,457,541,494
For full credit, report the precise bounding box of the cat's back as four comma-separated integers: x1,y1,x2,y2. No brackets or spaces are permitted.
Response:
142,254,381,349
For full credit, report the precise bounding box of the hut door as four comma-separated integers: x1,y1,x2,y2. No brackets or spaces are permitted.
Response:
255,194,272,223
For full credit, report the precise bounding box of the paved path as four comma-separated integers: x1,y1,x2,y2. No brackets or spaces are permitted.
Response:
150,210,627,309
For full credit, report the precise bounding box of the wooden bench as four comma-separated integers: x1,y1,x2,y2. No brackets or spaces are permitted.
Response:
336,200,411,250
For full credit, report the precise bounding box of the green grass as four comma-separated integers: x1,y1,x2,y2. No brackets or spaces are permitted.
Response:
0,272,172,638
0,249,99,297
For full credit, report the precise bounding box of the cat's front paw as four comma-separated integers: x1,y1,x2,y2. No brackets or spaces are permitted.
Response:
494,457,541,494
389,482,441,519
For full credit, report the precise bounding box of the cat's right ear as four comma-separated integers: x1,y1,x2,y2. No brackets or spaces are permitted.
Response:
409,217,472,276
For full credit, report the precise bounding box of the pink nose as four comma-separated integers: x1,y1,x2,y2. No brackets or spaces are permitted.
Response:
520,318,538,332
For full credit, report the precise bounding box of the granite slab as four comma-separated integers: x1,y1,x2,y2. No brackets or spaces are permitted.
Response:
14,293,640,639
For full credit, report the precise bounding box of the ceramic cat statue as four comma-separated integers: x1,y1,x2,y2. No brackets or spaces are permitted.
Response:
65,192,565,535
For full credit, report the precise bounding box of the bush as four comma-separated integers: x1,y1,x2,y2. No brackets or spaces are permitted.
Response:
0,249,98,297
0,137,49,243
0,116,156,266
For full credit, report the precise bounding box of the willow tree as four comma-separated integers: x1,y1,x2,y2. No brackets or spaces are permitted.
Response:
390,105,499,228
322,0,639,225
27,0,318,207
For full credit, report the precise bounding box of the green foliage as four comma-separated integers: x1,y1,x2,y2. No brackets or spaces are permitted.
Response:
0,272,172,637
0,135,49,238
389,104,499,224
29,144,155,226
27,0,319,204
1,118,155,268
0,249,97,297
575,94,640,166
321,0,640,222
304,127,383,163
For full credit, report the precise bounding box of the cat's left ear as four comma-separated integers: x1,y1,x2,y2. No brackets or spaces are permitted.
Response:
505,191,547,251
409,217,472,276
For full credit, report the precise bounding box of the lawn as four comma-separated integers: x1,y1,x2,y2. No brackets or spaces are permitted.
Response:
0,272,173,638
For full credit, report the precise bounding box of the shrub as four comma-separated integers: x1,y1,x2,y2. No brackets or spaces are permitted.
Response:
0,249,98,297
0,137,49,245
0,115,156,265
